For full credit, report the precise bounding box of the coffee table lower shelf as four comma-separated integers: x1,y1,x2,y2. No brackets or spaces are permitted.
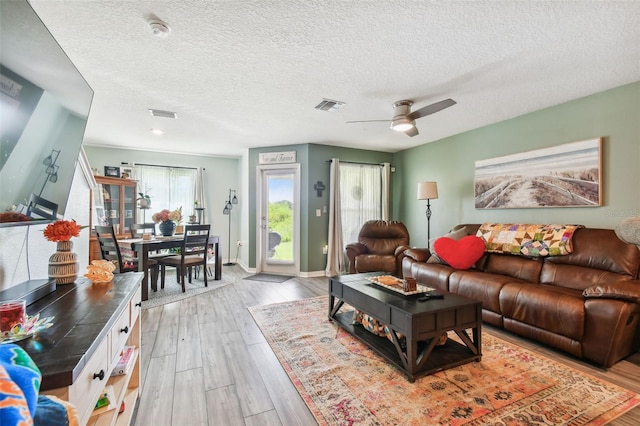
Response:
331,310,481,382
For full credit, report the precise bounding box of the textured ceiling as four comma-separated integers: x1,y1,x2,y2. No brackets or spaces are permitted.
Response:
27,0,640,158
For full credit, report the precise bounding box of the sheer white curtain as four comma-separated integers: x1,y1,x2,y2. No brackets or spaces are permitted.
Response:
135,165,197,224
326,159,344,275
325,160,389,275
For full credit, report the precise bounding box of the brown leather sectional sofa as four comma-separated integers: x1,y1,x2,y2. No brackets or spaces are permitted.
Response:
402,224,640,368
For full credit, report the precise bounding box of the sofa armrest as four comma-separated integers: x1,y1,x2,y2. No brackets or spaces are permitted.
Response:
394,245,412,276
346,242,368,257
583,280,640,303
345,242,369,273
393,245,411,257
403,248,431,263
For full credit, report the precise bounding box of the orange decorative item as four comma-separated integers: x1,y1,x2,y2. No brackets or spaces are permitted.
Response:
84,260,116,284
44,220,85,284
43,219,82,242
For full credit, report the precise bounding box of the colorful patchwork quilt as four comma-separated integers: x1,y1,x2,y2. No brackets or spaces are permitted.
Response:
476,223,583,257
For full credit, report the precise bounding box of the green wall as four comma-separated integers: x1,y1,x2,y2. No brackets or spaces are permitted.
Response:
248,144,394,272
393,81,640,245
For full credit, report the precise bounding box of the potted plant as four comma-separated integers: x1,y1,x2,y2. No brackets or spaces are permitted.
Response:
189,200,199,222
137,191,152,209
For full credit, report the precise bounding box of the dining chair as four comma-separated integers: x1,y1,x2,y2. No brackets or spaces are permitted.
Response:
26,193,58,220
159,224,210,292
95,225,159,290
129,222,157,238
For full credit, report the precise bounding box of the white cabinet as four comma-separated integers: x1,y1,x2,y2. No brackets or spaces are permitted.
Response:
23,274,143,426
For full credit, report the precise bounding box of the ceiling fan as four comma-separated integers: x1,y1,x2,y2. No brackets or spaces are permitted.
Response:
347,98,456,137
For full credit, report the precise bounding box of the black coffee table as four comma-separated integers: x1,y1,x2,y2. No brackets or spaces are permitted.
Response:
328,272,482,382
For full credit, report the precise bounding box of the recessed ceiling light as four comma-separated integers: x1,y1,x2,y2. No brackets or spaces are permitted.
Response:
149,109,177,118
150,128,164,135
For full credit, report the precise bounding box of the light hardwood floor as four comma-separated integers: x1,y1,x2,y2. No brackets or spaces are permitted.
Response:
133,266,640,425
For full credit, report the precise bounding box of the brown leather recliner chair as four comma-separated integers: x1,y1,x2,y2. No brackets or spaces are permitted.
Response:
346,220,410,277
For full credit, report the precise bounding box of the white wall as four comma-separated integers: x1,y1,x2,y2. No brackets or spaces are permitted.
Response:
0,159,91,291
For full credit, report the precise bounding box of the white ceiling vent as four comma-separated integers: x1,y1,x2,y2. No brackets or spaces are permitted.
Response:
149,109,177,118
314,99,345,112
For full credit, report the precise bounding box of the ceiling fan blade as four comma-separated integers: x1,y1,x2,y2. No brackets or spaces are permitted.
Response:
404,126,419,137
346,119,390,124
408,98,456,121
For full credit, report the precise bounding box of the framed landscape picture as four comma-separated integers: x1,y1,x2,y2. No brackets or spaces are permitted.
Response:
104,166,120,177
474,138,602,209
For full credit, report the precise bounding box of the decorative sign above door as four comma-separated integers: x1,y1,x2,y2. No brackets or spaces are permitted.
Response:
259,151,296,165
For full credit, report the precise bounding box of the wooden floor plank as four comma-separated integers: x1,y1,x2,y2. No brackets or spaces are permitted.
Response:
151,301,181,358
135,354,177,424
199,323,235,390
204,385,245,426
221,330,275,417
249,341,318,426
172,368,208,425
244,409,283,426
176,296,203,372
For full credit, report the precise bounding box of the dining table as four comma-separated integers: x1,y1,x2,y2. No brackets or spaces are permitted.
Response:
117,235,222,301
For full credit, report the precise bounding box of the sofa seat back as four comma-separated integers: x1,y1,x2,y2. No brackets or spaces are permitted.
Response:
358,220,410,255
484,253,543,283
540,228,640,291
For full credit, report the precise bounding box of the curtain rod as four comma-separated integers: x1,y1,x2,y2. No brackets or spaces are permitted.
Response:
325,160,387,166
121,161,203,171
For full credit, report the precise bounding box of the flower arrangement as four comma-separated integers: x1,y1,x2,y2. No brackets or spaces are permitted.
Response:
43,220,83,242
152,207,182,224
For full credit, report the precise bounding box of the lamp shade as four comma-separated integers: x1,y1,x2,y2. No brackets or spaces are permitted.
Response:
417,181,438,200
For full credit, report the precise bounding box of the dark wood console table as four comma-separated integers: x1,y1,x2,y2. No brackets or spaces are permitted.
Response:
329,272,482,382
8,273,143,425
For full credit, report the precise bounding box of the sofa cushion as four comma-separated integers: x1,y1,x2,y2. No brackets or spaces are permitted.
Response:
434,236,485,270
449,270,520,316
499,283,585,341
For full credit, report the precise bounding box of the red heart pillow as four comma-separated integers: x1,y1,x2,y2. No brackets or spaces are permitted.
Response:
433,236,485,270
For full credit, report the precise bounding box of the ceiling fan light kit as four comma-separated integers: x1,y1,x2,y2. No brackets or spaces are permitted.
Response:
348,98,456,137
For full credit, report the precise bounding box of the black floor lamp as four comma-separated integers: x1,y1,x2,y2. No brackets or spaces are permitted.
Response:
222,189,238,266
417,181,438,249
39,149,60,197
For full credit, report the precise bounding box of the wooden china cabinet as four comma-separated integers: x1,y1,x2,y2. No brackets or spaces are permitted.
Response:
89,176,137,262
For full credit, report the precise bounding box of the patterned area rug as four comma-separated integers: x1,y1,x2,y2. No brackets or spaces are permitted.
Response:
142,271,232,309
249,296,640,425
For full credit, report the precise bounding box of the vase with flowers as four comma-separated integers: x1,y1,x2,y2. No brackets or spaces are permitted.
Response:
44,220,84,285
152,207,183,236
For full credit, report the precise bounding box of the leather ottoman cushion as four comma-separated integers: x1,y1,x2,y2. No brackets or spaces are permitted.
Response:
500,283,585,341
